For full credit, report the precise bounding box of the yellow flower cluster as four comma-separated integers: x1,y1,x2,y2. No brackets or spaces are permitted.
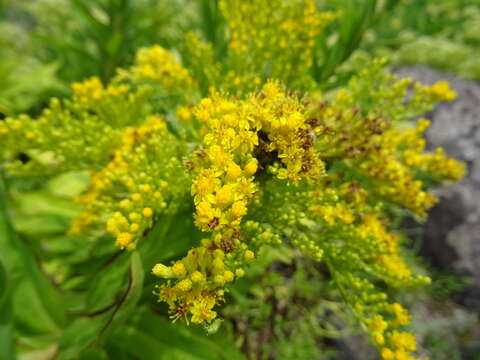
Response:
242,129,435,360
249,82,326,182
72,77,130,104
301,175,433,360
314,86,463,217
153,92,259,322
153,81,328,322
218,0,334,91
405,146,466,181
420,80,457,101
152,236,258,322
0,91,149,175
363,118,464,216
71,115,188,248
366,307,421,360
357,214,413,281
338,58,458,122
305,176,423,285
180,1,334,95
119,45,194,93
310,203,355,225
154,242,240,324
400,120,465,181
291,96,461,360
191,80,325,233
182,32,222,95
359,156,438,218
149,71,463,334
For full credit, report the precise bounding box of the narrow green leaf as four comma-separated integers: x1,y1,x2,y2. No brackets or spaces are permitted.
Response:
55,314,110,360
86,253,130,313
69,0,109,37
110,308,246,360
57,252,144,358
0,258,14,360
100,251,144,339
0,177,66,339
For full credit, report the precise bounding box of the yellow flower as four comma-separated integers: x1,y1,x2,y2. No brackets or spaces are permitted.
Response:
126,45,194,92
116,232,133,249
231,200,247,218
193,175,217,198
390,331,416,352
172,262,187,277
390,303,410,327
197,201,214,218
226,162,242,180
131,193,142,202
190,271,204,283
177,106,192,121
381,348,394,360
244,159,258,176
190,297,217,324
152,264,174,278
216,186,233,207
142,207,153,217
140,184,151,193
224,270,234,282
120,199,132,210
367,315,388,333
425,81,456,101
244,250,255,262
235,268,245,277
176,279,192,292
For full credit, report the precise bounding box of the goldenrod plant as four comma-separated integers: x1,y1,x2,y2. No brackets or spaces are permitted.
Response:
0,0,466,359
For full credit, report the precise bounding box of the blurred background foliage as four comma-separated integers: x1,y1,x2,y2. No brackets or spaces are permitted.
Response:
2,0,479,117
315,0,480,88
1,0,480,359
0,0,192,116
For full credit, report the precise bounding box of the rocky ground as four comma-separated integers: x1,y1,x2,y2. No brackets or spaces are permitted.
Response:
395,66,480,311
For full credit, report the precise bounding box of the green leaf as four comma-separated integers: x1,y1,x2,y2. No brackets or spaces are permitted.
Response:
203,318,223,335
46,172,90,199
0,258,14,360
55,315,110,360
110,308,245,360
106,31,124,58
13,192,79,219
0,176,67,340
100,251,144,339
12,213,71,236
86,253,130,313
57,251,145,358
69,0,109,38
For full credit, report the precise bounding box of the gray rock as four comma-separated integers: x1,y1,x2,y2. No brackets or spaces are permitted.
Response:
395,66,480,310
333,334,377,360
